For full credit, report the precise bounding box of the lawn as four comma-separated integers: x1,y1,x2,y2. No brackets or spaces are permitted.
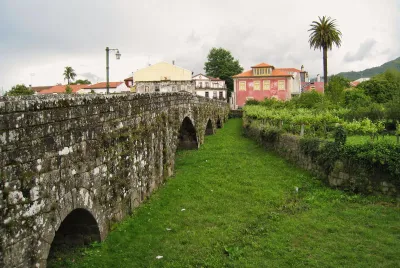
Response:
49,119,400,268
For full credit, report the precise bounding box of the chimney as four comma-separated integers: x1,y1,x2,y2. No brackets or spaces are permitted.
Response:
301,65,304,72
172,60,175,65
316,74,320,82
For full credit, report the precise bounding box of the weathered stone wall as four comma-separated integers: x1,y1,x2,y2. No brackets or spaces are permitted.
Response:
0,92,229,268
243,122,399,197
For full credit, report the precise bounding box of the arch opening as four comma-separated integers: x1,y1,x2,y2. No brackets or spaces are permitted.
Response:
216,118,222,129
205,119,214,135
178,117,198,150
48,208,101,261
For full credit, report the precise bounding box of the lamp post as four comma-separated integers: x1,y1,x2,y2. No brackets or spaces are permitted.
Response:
106,47,121,94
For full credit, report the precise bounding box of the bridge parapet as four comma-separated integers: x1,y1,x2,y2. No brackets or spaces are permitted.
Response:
0,92,229,267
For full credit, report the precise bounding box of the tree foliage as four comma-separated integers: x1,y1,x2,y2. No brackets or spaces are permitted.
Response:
71,79,91,85
6,84,35,96
308,16,342,86
204,47,243,95
63,66,77,85
325,75,350,105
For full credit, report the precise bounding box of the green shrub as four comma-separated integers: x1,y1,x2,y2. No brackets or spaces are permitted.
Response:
334,125,347,146
300,137,323,159
245,99,260,105
261,125,283,143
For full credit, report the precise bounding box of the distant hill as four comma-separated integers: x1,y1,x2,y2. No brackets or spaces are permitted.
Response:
335,57,400,81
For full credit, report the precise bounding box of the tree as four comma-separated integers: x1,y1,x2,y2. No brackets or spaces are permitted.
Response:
63,66,77,85
325,75,350,105
5,84,35,96
357,79,397,103
204,47,243,97
65,85,73,94
308,16,342,87
71,79,91,85
293,90,325,109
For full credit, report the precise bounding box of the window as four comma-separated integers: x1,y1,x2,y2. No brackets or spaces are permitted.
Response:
205,82,209,88
219,91,223,99
213,91,217,99
254,81,260,90
199,82,202,88
263,80,270,90
239,81,246,91
145,86,149,92
278,80,285,90
155,84,160,92
205,91,209,98
267,68,272,75
213,83,218,88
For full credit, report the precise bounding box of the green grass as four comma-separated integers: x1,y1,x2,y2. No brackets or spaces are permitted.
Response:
346,135,398,145
49,119,400,268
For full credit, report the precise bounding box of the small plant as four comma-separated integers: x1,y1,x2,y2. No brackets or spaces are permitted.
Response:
65,85,73,94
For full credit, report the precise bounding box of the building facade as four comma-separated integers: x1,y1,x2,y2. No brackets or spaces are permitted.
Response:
192,74,227,100
232,63,322,108
134,62,194,94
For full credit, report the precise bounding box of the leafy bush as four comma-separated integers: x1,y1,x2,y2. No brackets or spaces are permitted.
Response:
245,99,260,105
300,137,323,158
261,125,283,143
334,126,347,146
343,141,400,179
6,84,34,96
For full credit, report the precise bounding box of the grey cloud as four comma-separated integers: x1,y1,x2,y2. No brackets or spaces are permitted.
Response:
344,39,377,62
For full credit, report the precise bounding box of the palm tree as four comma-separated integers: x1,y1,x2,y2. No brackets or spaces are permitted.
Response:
63,66,77,85
308,16,342,86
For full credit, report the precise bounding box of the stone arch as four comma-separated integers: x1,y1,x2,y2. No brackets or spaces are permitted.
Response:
177,116,198,150
48,208,101,261
205,118,214,135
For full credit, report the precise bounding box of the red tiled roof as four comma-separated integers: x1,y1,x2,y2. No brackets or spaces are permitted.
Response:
39,84,87,94
84,82,122,89
124,76,133,81
350,81,360,87
251,62,274,68
31,86,52,92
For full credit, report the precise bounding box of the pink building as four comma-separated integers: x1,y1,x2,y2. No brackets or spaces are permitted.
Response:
232,63,324,108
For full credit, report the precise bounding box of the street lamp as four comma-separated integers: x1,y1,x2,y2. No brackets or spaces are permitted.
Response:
106,47,121,94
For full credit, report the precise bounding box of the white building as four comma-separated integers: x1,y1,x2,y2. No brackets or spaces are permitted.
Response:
192,74,227,100
79,82,130,94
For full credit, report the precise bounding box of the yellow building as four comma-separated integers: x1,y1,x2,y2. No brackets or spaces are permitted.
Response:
135,62,194,93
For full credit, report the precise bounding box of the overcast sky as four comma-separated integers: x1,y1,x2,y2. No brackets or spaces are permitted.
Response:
0,0,399,92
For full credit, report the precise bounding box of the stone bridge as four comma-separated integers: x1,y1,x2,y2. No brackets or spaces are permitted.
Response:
0,92,229,267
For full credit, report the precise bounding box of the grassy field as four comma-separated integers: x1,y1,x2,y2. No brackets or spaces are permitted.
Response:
50,119,400,268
